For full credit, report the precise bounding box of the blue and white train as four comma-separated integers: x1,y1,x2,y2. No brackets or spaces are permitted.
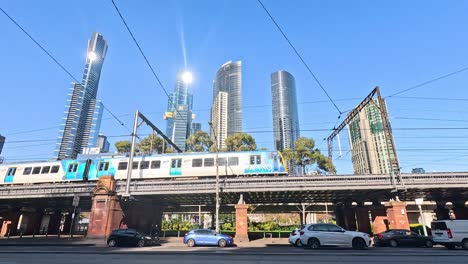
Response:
0,151,287,184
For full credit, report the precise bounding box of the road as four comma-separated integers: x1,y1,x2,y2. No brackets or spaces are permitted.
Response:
0,245,468,263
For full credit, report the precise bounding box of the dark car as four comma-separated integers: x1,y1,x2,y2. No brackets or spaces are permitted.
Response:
183,229,234,247
374,229,433,248
107,229,157,247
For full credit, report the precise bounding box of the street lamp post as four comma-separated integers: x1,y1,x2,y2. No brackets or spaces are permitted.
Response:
208,122,220,233
415,198,428,236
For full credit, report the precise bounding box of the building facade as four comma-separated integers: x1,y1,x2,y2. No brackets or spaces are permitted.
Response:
271,70,300,151
96,134,110,153
0,134,5,156
55,32,108,160
191,122,202,134
347,100,398,175
212,61,242,136
210,92,228,150
164,70,194,151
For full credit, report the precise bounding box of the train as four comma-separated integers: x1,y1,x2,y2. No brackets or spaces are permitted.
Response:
0,151,287,184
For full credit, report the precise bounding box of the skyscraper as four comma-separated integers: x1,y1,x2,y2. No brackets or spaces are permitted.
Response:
191,122,202,134
0,134,5,155
212,61,242,136
97,134,110,153
55,32,108,160
347,99,398,174
271,70,300,151
211,92,228,150
164,70,193,151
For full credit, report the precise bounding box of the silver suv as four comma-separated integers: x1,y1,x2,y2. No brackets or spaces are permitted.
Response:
299,224,370,250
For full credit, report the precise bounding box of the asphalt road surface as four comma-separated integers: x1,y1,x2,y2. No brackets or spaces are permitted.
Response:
1,245,468,264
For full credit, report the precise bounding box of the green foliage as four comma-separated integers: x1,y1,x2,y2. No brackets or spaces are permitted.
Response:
114,140,131,153
222,222,235,231
186,130,213,152
138,135,163,154
283,137,335,174
224,133,257,152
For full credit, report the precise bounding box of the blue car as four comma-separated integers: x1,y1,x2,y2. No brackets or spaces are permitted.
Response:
183,229,234,247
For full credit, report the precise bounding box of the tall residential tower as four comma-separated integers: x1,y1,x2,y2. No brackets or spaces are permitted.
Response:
210,61,242,148
55,32,108,159
271,70,300,151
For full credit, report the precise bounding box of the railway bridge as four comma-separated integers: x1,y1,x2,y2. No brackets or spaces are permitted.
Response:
0,172,467,239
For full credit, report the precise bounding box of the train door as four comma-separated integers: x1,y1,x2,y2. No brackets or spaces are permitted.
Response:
97,161,110,178
170,158,182,176
4,167,16,183
65,163,79,180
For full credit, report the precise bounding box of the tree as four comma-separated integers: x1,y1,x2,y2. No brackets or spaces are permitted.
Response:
138,135,163,154
283,137,335,175
186,131,213,152
224,133,257,152
115,140,131,153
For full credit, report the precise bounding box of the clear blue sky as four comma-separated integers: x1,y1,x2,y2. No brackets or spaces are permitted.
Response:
1,0,467,174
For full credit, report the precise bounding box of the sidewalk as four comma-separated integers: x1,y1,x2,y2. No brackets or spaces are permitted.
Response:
0,235,103,247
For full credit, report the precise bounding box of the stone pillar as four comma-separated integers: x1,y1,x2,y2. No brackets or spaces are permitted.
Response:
24,210,44,235
234,204,249,243
47,211,62,235
0,210,21,237
62,212,73,234
343,207,357,231
87,176,124,238
355,206,372,234
434,201,450,220
452,202,468,220
334,203,345,228
386,201,410,230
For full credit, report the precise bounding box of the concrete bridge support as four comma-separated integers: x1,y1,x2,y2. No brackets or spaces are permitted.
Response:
452,201,468,220
434,201,450,220
355,206,372,234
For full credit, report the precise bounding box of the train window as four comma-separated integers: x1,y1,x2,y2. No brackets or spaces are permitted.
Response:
132,162,139,169
228,157,239,166
140,161,150,169
32,167,41,174
151,160,161,169
23,167,32,175
218,158,227,166
50,166,60,173
192,159,203,167
6,167,16,176
204,158,214,167
250,155,261,165
171,159,182,168
67,164,78,173
118,162,128,170
98,162,110,171
41,166,51,174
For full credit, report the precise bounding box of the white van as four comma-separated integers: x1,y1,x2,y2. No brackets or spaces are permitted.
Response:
431,220,468,249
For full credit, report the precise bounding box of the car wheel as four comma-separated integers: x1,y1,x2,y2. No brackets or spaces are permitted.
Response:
389,239,398,248
425,240,433,248
218,239,227,248
308,238,320,249
107,239,117,247
352,238,366,250
295,239,302,247
137,240,145,247
462,239,468,250
187,239,195,247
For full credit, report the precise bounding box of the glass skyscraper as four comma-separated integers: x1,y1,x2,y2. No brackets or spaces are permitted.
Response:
55,32,108,160
164,70,193,151
271,70,300,151
212,61,242,136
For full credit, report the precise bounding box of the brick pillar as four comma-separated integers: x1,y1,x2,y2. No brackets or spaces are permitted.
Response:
87,176,124,238
355,206,371,234
434,201,450,220
234,204,249,243
452,202,468,220
386,201,409,230
370,205,388,234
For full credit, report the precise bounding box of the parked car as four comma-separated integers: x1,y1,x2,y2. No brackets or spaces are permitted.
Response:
299,224,370,250
107,229,157,247
431,220,468,249
373,229,433,248
183,229,234,247
288,225,309,247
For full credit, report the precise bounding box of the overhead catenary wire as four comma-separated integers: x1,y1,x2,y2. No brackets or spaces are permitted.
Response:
256,0,342,114
0,6,133,135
